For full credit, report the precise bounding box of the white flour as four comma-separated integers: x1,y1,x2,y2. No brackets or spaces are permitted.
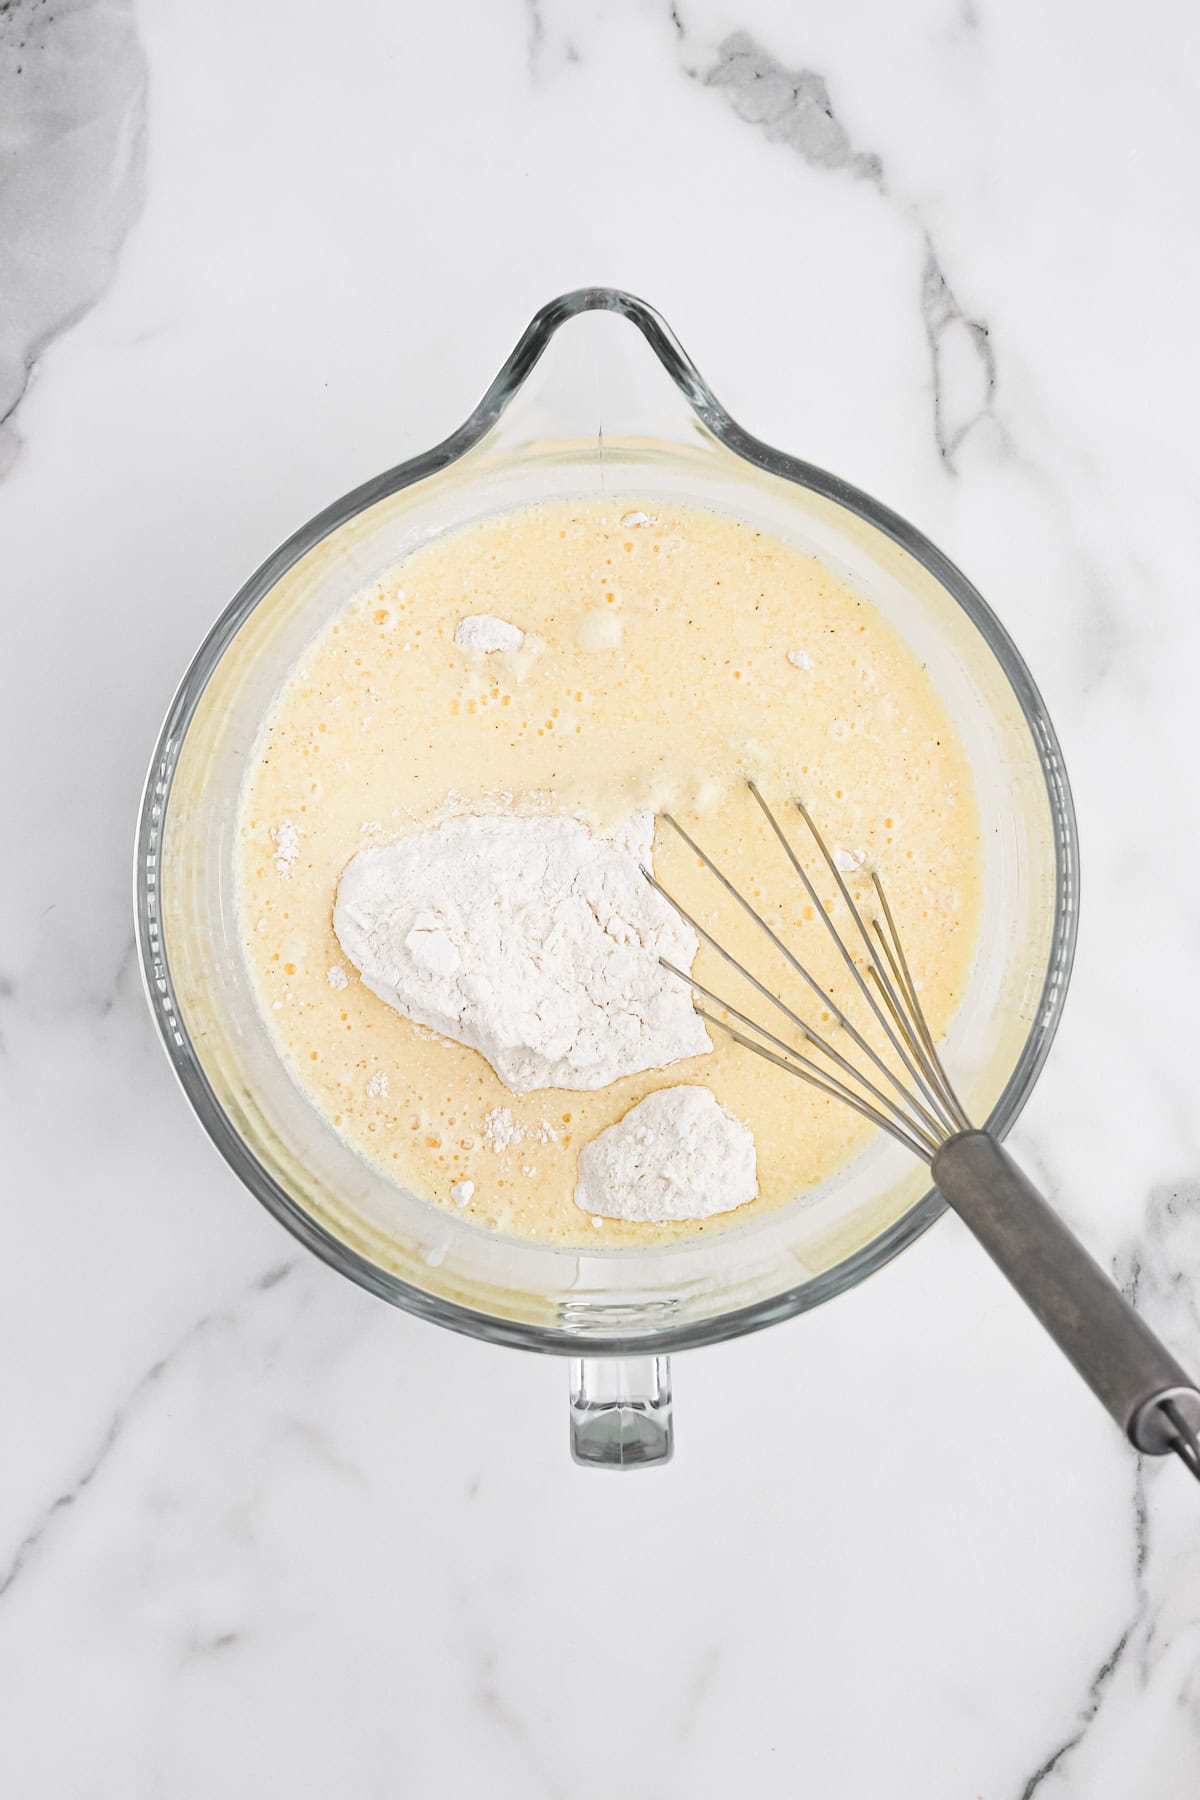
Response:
482,1106,523,1152
787,649,815,671
334,812,710,1094
574,1086,758,1223
480,1107,560,1151
454,614,524,652
271,820,300,876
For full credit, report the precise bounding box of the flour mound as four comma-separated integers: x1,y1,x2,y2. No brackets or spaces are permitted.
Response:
574,1086,758,1223
333,813,710,1093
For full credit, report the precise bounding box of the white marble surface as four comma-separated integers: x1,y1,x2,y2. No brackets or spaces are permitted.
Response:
3,0,1200,1792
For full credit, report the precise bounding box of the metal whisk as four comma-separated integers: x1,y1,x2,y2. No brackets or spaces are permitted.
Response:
647,781,1200,1485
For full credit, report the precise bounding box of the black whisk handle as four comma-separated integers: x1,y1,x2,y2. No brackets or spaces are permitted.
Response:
932,1130,1200,1473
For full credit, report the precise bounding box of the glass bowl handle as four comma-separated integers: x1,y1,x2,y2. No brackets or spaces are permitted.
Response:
568,1355,674,1469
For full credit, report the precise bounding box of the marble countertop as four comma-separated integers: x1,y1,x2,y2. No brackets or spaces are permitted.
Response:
4,1,1200,1793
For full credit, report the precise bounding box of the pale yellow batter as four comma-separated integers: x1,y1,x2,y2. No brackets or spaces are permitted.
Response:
238,501,981,1247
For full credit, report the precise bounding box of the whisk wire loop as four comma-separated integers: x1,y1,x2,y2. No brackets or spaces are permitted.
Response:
651,784,962,1160
652,817,947,1143
661,956,940,1158
751,783,945,1114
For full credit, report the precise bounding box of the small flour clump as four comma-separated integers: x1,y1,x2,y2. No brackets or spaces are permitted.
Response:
272,821,300,876
327,964,349,990
334,812,710,1093
454,614,524,653
483,1107,524,1152
787,649,815,671
366,1070,389,1099
450,1180,475,1206
574,1086,758,1223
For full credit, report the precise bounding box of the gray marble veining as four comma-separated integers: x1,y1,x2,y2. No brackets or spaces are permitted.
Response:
0,0,146,475
706,32,883,181
702,31,999,470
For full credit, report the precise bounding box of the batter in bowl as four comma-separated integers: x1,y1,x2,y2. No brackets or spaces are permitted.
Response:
238,500,982,1247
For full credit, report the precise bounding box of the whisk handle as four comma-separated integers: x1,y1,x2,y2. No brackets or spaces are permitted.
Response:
932,1130,1200,1456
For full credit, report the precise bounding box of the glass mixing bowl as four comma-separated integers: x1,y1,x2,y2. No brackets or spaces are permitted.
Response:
135,288,1078,1467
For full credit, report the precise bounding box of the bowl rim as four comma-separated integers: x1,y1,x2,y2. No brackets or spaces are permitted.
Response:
134,286,1080,1356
